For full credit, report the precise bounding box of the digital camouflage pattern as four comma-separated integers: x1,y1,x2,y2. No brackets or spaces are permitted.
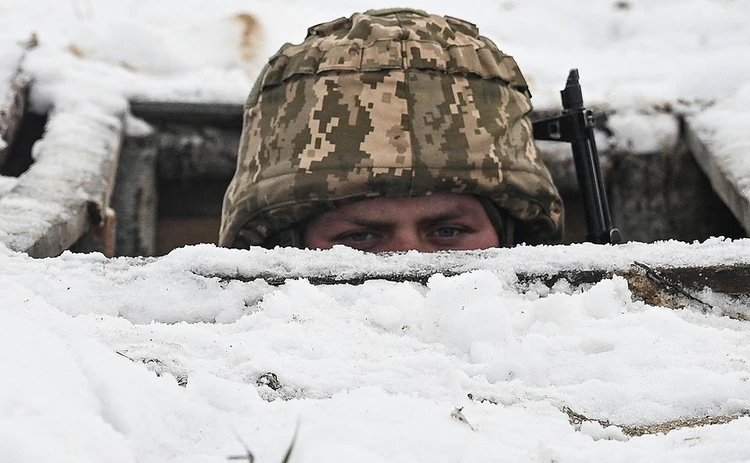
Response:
220,8,563,248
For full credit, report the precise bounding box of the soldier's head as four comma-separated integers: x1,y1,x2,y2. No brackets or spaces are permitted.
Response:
219,8,563,252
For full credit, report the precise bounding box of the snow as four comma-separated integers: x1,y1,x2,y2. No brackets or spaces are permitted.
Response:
605,110,680,154
689,82,750,197
3,241,750,461
2,0,750,461
3,0,750,109
0,89,122,254
0,176,17,195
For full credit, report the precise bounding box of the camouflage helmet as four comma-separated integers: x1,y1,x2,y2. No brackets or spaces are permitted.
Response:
220,8,563,248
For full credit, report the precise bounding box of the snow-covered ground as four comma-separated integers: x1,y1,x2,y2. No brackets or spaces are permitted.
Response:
4,0,750,109
3,241,750,462
2,1,750,462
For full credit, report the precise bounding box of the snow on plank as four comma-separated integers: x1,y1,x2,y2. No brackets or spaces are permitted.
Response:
0,36,32,166
687,89,750,235
164,240,750,316
0,102,123,257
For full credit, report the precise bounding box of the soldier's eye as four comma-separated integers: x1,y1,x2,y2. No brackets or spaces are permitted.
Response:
433,227,464,238
339,231,376,242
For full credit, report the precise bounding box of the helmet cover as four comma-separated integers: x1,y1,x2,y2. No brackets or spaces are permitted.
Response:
220,8,563,248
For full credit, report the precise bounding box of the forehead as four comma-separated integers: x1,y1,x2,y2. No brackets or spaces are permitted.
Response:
331,193,487,221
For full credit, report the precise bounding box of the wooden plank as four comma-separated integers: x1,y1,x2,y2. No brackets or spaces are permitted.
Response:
187,259,748,318
685,122,750,235
192,261,749,319
0,37,33,167
536,108,744,243
70,207,117,257
642,264,750,295
608,136,743,242
111,135,158,256
0,107,124,257
129,100,244,128
153,124,239,181
199,262,750,296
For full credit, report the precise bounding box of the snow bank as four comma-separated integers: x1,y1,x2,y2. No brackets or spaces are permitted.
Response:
2,241,750,462
2,1,750,461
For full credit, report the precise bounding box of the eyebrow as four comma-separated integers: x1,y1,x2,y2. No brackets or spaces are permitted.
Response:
346,209,470,229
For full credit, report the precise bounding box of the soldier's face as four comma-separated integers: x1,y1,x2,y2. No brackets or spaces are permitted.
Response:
304,193,500,252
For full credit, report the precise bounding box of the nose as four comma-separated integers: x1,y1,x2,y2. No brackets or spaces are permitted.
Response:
383,230,434,253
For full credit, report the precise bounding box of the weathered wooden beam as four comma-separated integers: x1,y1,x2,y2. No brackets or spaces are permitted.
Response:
114,122,239,256
129,100,244,128
605,111,745,242
189,259,749,318
196,261,748,318
685,121,750,236
152,124,239,181
607,138,742,242
70,207,117,257
111,134,158,256
200,262,750,296
0,107,124,257
0,37,33,167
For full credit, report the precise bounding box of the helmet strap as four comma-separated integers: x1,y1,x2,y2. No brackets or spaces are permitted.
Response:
262,228,304,248
476,196,515,247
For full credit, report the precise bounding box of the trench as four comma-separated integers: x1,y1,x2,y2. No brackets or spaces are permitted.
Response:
1,101,745,257
118,105,746,256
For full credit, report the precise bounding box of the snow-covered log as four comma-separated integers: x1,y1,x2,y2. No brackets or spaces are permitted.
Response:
0,105,124,257
0,37,32,167
119,241,748,307
195,249,750,309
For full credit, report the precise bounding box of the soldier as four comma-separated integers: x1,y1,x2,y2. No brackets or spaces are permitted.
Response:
219,8,563,252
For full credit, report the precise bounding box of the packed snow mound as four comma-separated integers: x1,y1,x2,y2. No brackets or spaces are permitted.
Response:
2,240,750,462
